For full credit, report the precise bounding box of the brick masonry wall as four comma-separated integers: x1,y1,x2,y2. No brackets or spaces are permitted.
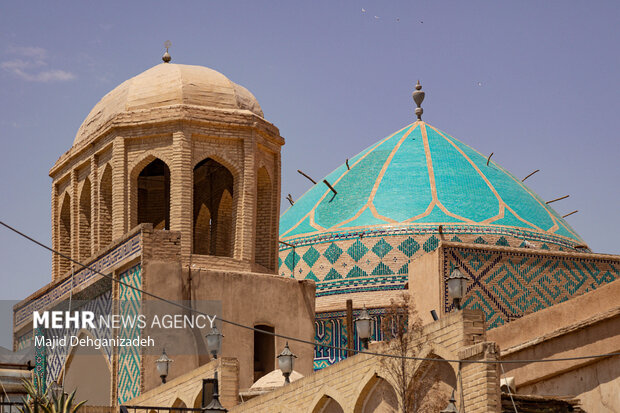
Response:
49,105,284,281
229,310,499,413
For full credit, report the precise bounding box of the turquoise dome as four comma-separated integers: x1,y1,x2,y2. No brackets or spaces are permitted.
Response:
280,121,583,245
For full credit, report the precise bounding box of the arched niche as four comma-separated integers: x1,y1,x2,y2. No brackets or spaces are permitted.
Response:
62,331,111,406
255,167,274,269
311,395,345,413
78,178,92,262
354,374,398,413
98,164,113,248
407,355,456,412
192,158,234,257
137,158,170,230
58,192,72,277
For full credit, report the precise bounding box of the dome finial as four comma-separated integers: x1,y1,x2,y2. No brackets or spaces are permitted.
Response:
412,80,425,121
162,40,172,63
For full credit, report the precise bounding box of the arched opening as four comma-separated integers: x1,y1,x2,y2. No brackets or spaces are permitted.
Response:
193,158,234,256
99,165,112,248
312,396,345,413
354,374,398,413
407,357,455,412
361,377,398,413
255,167,273,269
138,159,170,230
253,324,275,382
63,332,111,406
58,193,72,277
78,179,92,262
171,398,187,413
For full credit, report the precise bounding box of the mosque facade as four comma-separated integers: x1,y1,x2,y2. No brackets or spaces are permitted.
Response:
7,56,620,412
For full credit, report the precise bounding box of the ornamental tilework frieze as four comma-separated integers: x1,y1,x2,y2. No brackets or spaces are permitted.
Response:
15,233,141,327
117,264,142,405
279,228,578,299
443,247,620,329
313,309,385,370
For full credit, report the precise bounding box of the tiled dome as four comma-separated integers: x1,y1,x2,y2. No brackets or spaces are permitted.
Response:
281,121,582,244
278,121,586,305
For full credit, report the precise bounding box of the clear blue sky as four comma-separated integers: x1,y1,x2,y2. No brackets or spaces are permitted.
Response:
0,1,618,307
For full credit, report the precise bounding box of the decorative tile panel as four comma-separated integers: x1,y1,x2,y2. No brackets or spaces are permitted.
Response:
442,246,620,329
117,264,142,404
314,309,385,370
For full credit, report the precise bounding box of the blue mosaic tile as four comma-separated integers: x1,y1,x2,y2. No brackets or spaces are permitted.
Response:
303,246,321,267
495,236,509,246
347,239,369,262
324,268,343,280
372,238,393,258
423,235,439,252
305,271,319,281
284,249,301,270
397,237,420,257
372,262,394,275
474,236,488,244
324,242,344,264
346,265,367,278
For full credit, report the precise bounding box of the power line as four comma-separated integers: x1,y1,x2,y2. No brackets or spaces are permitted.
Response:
1,220,619,365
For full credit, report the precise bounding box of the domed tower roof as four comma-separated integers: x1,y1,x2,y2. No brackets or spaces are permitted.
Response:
280,121,583,245
73,63,264,146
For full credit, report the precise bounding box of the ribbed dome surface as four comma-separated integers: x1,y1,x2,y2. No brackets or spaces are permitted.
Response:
74,63,263,145
280,121,583,244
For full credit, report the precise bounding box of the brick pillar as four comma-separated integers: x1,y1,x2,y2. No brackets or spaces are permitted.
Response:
51,183,58,281
71,169,78,269
112,137,126,240
271,151,281,270
237,136,255,262
458,341,501,413
170,129,192,256
90,155,99,253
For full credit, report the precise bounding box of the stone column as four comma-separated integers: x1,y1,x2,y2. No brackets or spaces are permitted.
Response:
112,137,126,240
170,129,192,256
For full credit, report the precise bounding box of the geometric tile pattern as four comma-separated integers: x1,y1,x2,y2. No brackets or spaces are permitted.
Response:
314,309,385,370
278,229,581,299
44,290,113,385
14,233,141,328
117,264,142,405
442,246,620,329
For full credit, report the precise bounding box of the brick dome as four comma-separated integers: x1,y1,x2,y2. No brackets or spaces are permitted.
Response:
73,63,263,146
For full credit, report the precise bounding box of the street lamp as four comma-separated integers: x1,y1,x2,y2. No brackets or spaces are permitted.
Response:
354,305,372,349
204,371,227,412
155,348,173,384
446,267,469,310
440,390,458,413
277,342,297,384
206,326,224,359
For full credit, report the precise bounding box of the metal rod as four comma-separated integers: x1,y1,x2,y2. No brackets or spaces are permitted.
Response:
522,169,540,182
346,159,350,170
486,152,494,166
279,240,295,248
323,179,338,195
562,210,578,218
286,194,294,206
546,195,569,204
297,169,317,184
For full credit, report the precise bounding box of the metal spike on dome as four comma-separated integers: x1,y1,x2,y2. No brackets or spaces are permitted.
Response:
412,80,425,121
162,40,172,63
